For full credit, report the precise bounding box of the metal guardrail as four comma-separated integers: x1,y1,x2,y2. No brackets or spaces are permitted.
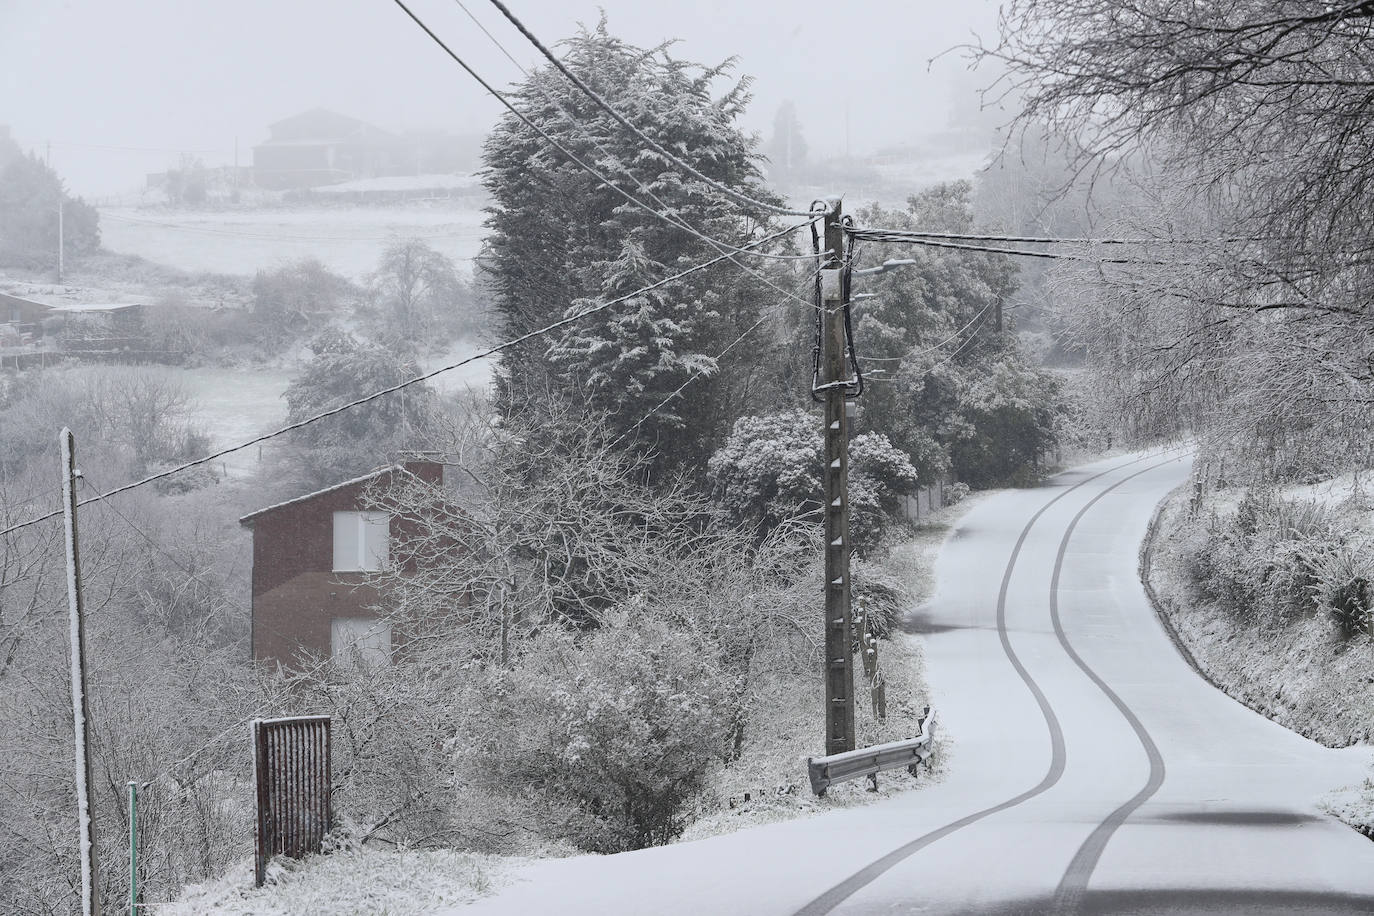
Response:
806,706,936,796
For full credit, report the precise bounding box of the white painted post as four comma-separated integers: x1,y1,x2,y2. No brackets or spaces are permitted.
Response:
61,428,101,915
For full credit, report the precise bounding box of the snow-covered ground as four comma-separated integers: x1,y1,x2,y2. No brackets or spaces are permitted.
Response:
430,452,1374,915
98,206,487,280
309,174,484,195
161,845,500,916
160,453,1374,913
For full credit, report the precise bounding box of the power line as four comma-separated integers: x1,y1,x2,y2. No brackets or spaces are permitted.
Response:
99,211,483,252
78,476,250,617
49,141,230,155
848,228,1178,265
612,263,825,447
481,0,815,220
858,300,998,365
445,0,818,309
869,229,1255,246
0,219,810,541
389,0,820,263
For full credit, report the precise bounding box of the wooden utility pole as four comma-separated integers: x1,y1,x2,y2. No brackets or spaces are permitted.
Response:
819,198,855,754
60,429,101,916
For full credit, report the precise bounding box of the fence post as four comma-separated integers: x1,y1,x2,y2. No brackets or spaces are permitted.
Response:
127,781,137,915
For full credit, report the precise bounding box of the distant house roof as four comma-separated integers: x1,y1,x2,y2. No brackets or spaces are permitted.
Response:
0,291,48,312
262,108,395,145
46,302,142,314
0,292,144,319
239,462,438,527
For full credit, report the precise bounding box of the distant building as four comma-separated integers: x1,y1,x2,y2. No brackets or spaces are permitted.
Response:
252,109,413,190
0,291,143,340
0,291,53,332
239,460,445,668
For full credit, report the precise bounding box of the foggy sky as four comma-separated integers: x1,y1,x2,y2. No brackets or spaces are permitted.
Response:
1,0,1003,197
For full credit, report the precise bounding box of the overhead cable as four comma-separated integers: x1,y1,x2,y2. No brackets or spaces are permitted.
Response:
858,300,998,370
612,263,825,447
479,0,815,219
446,0,818,309
848,228,1177,265
870,229,1256,246
0,219,810,541
100,211,480,249
390,0,820,262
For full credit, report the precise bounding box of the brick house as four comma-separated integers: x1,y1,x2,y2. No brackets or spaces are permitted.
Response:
239,460,443,668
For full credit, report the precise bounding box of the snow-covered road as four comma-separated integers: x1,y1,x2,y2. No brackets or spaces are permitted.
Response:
452,450,1374,915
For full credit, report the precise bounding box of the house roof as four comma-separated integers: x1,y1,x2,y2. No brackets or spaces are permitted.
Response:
0,291,48,311
239,464,409,527
265,108,395,144
0,292,145,317
46,302,142,314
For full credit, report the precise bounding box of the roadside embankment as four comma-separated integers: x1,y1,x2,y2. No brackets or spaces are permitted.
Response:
1142,476,1374,837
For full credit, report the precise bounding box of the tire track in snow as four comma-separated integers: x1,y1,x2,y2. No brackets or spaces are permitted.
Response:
796,452,1179,916
1047,460,1180,913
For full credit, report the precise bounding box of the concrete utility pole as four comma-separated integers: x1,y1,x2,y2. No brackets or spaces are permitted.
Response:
818,198,856,754
60,429,101,916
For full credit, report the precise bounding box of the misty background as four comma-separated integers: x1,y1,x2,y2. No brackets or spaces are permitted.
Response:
1,0,1005,197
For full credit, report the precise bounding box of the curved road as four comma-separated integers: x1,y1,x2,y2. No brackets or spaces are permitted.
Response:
455,451,1374,915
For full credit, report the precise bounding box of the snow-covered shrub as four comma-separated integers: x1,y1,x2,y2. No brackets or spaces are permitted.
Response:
251,257,355,339
464,615,733,853
707,409,823,533
1309,544,1374,640
1183,490,1334,625
291,661,463,848
850,557,911,638
849,432,922,549
708,409,919,552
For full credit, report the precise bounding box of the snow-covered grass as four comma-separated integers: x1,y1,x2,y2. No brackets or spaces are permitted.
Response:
1146,480,1374,838
161,844,501,915
98,205,487,280
1323,776,1374,841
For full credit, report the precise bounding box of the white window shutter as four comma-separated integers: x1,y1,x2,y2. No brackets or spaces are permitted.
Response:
333,512,362,571
330,617,392,669
361,512,390,571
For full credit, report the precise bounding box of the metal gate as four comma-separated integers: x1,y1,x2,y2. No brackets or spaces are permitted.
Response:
253,715,331,886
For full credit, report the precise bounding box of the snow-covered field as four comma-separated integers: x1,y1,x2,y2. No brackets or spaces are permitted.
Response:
98,206,487,280
133,338,493,479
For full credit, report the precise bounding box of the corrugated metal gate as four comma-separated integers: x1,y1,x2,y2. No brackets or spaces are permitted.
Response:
253,715,332,887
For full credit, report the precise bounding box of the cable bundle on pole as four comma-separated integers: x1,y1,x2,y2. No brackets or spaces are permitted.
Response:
847,227,1177,265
